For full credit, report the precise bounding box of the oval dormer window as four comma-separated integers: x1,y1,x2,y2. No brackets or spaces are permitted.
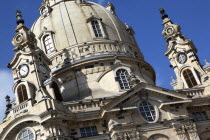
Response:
139,101,157,122
41,7,48,16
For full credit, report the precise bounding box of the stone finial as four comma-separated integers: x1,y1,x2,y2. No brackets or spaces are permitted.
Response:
205,59,209,64
106,2,116,15
159,8,168,20
16,10,25,25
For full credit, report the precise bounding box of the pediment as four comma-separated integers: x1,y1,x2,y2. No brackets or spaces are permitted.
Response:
102,83,189,112
8,48,51,68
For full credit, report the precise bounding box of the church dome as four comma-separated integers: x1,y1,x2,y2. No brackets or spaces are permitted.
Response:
31,0,144,62
28,0,155,101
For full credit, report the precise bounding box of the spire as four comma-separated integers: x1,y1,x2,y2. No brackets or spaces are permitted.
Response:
5,95,12,114
159,8,183,43
159,8,168,20
16,10,24,25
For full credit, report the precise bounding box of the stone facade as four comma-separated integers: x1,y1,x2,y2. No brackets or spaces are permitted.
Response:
0,1,210,140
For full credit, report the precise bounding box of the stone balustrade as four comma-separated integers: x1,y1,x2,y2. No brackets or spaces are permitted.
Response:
50,41,141,68
12,100,32,116
64,100,106,113
181,88,205,98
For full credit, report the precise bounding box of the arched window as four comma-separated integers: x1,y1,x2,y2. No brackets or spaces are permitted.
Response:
43,35,55,54
91,20,103,37
139,101,156,122
17,85,28,103
17,128,35,140
52,82,63,102
116,69,132,90
41,7,48,16
183,69,198,88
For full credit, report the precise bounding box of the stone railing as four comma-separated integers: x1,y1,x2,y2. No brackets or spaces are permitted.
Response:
64,100,106,113
50,41,142,68
12,100,32,115
180,88,205,98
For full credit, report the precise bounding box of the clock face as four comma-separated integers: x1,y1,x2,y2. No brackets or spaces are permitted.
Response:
177,53,187,64
166,27,174,35
39,64,47,74
15,34,23,44
19,64,29,78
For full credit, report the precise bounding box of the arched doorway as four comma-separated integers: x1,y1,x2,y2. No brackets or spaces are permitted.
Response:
52,82,63,102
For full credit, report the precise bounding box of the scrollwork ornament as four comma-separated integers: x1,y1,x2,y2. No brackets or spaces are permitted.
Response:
184,121,197,138
112,130,141,140
139,90,149,101
174,124,186,139
128,72,140,86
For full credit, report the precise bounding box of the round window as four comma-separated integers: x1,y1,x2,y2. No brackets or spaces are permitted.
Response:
139,101,157,122
17,128,35,140
41,7,48,16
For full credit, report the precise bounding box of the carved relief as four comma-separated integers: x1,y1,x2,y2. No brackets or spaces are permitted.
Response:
112,130,140,140
174,121,198,139
184,121,197,138
128,72,140,86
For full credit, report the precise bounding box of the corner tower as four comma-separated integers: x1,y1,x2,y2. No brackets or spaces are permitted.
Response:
160,8,210,89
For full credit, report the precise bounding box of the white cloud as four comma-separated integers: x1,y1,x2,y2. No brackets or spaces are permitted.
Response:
0,69,14,121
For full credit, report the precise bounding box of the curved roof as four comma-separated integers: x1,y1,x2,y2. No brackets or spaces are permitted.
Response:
31,0,137,56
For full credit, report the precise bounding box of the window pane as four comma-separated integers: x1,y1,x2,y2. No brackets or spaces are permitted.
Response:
17,85,28,103
80,126,98,138
18,128,34,140
116,69,132,90
44,35,55,54
183,69,198,88
91,20,103,37
192,112,208,121
139,101,156,122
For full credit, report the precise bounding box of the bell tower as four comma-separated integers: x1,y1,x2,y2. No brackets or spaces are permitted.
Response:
7,10,53,105
159,8,210,89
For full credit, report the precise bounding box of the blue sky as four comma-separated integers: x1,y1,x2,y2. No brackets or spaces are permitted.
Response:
0,0,209,120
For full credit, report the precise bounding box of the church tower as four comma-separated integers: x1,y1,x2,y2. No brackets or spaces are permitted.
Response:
2,2,210,140
160,8,210,89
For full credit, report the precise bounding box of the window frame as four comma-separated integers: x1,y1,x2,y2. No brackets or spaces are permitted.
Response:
43,35,56,54
39,30,56,55
115,69,132,90
183,69,198,88
39,5,52,18
192,112,208,122
87,16,107,40
14,81,33,105
180,67,201,88
80,126,98,138
137,101,159,123
16,127,36,140
17,84,28,104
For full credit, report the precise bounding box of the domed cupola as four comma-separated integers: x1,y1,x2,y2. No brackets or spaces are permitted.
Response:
28,0,156,101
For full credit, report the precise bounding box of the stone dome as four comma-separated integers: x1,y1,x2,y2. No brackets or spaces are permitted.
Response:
31,0,144,62
29,0,155,101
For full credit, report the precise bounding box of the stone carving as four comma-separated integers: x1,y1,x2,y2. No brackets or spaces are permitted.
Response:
174,121,198,139
112,130,140,140
184,121,197,138
174,124,186,139
129,72,140,86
